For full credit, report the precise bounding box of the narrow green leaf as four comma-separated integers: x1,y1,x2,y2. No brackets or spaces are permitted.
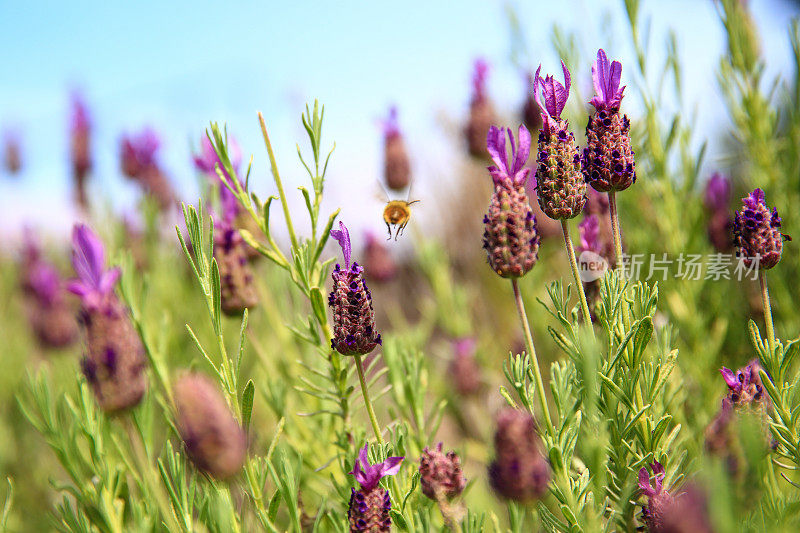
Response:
241,380,255,431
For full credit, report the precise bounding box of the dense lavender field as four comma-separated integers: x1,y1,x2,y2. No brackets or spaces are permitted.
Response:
1,1,800,531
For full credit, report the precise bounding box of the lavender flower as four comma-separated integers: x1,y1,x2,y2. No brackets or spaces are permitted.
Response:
67,224,147,412
733,188,787,270
533,62,587,219
465,59,496,158
482,125,540,278
174,374,247,479
582,49,636,193
719,359,770,409
120,128,175,209
639,464,713,533
213,210,259,316
704,173,734,252
70,94,92,208
448,337,482,396
419,443,466,501
3,130,21,175
348,445,403,532
704,172,731,212
382,106,411,191
328,222,382,356
488,408,551,501
24,256,78,349
363,231,396,283
638,462,674,531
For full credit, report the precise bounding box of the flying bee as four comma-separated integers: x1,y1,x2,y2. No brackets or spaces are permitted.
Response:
379,181,419,240
383,199,419,240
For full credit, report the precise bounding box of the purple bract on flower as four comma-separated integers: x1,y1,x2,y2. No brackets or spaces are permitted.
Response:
193,133,242,180
348,445,403,532
67,224,121,310
719,359,770,409
590,49,625,112
533,61,570,127
487,124,531,188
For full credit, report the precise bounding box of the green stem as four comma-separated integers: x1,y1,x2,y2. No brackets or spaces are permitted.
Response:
124,420,183,532
760,272,776,359
511,279,554,439
608,191,624,272
354,354,384,445
435,493,463,533
258,111,299,251
560,220,593,327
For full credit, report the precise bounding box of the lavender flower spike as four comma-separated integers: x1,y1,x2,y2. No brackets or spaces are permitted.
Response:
533,61,571,126
329,222,381,355
348,445,403,532
590,49,625,111
486,125,531,188
67,224,121,309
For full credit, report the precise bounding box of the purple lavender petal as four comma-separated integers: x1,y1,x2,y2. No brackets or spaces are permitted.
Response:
719,367,738,389
512,124,531,175
71,224,106,290
378,456,404,477
330,221,352,269
638,467,655,496
486,126,508,175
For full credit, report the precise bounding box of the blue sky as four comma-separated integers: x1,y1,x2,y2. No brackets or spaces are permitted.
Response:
0,0,797,242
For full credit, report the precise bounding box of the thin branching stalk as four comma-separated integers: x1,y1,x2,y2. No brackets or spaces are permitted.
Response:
560,220,592,327
760,272,776,357
354,354,384,445
511,279,554,439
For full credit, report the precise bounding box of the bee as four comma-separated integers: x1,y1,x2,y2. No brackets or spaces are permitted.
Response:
383,199,419,240
378,181,419,240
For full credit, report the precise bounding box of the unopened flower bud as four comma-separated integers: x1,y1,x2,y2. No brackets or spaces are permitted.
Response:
488,408,550,501
419,443,466,501
465,59,496,158
733,188,787,270
174,374,247,479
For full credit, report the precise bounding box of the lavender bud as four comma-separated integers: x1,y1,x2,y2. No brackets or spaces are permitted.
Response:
582,49,636,193
733,188,787,270
329,223,381,356
67,225,147,412
488,408,551,501
419,443,466,501
26,262,78,349
719,359,771,410
532,63,587,220
119,128,175,210
465,59,496,158
3,131,21,175
362,231,396,283
382,107,411,191
174,374,247,479
214,220,258,316
448,337,482,396
482,125,540,278
348,445,403,532
70,94,92,209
